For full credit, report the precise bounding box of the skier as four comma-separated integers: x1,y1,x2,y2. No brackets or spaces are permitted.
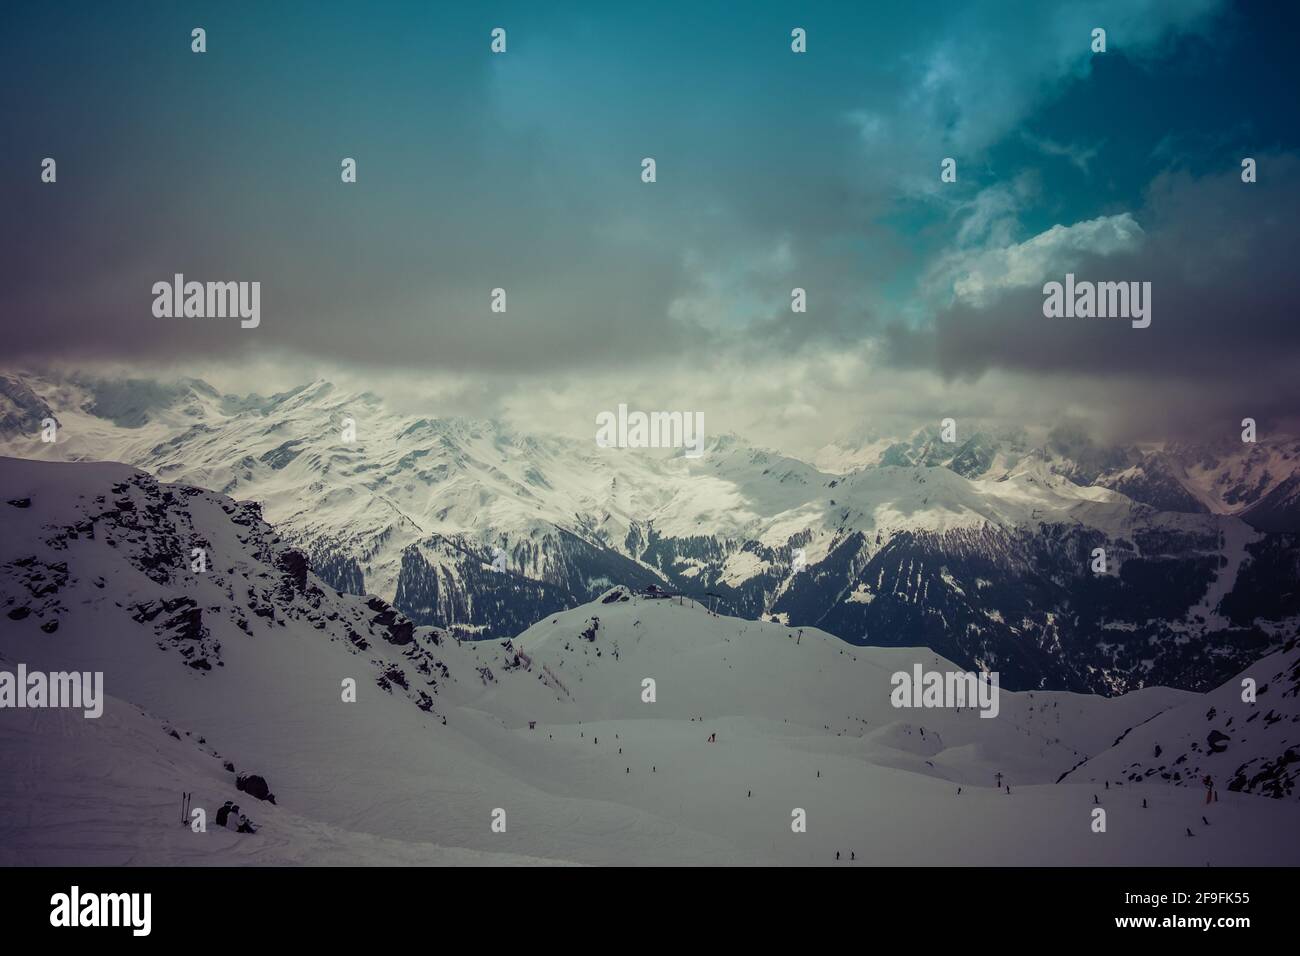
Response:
957,787,962,795
237,814,257,834
1142,798,1148,808
226,804,242,831
835,851,840,861
1093,794,1099,805
1202,816,1210,826
1186,827,1194,837
747,790,751,798
215,800,234,828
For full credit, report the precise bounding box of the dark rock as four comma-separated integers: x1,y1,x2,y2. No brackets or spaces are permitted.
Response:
235,772,274,802
277,549,310,593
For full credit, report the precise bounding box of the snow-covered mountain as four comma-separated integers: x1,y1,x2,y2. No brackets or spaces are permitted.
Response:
3,456,1298,866
816,420,1300,524
3,369,1299,695
1062,636,1299,799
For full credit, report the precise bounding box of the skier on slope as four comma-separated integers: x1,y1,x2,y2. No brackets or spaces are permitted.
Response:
215,800,234,828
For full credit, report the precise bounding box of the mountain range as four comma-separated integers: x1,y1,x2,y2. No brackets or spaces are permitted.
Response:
3,369,1298,696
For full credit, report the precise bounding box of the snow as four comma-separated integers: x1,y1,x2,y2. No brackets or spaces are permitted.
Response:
0,694,565,867
1187,519,1260,629
3,457,1297,866
4,372,1271,608
846,583,876,604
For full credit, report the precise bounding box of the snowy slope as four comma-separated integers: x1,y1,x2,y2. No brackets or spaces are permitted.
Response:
1061,638,1300,799
3,457,1299,867
0,685,564,866
0,458,757,864
464,586,1195,786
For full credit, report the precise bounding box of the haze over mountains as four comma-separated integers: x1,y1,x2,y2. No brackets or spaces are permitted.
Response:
4,369,1300,697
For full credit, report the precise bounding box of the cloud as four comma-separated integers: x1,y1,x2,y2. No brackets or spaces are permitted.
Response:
891,156,1300,437
844,0,1224,198
930,212,1145,308
3,0,1269,449
1021,132,1102,174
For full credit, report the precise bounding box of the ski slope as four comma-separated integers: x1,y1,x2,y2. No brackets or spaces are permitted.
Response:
3,458,1298,865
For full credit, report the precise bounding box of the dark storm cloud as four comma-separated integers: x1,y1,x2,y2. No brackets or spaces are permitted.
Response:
888,158,1300,435
1,0,1230,380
